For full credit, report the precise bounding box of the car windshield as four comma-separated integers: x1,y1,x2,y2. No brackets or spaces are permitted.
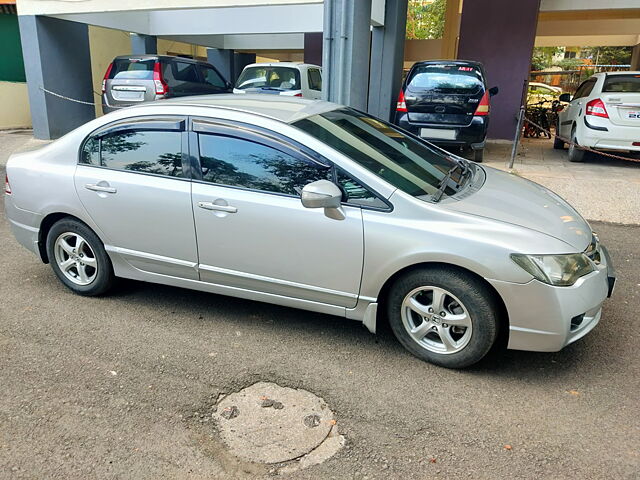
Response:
109,58,155,80
602,75,640,93
293,108,467,200
235,67,301,91
407,64,483,94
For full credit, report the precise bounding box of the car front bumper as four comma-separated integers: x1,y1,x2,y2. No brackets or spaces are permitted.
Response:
487,245,615,352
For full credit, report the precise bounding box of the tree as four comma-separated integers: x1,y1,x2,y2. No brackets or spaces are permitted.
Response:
581,46,632,65
406,0,446,40
531,47,562,71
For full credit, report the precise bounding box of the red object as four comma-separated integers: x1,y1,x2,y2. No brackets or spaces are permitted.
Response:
585,98,608,118
153,62,168,95
632,142,640,146
294,93,303,97
474,91,490,116
396,90,407,112
4,174,11,195
101,62,113,93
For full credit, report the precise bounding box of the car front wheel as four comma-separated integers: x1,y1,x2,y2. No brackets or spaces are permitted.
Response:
46,218,114,296
387,267,499,368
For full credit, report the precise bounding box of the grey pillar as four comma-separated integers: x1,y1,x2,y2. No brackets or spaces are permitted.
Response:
18,15,94,140
368,0,408,122
233,53,256,83
322,0,372,110
207,48,234,83
130,33,157,55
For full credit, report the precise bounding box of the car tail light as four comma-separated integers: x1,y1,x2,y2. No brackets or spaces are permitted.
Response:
153,62,168,95
5,174,11,195
585,98,608,118
396,90,407,112
294,93,302,97
474,91,490,116
101,62,113,93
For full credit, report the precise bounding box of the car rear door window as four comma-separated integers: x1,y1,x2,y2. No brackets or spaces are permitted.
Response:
574,79,596,99
199,65,226,89
197,134,330,195
308,69,322,91
174,62,200,83
81,129,183,178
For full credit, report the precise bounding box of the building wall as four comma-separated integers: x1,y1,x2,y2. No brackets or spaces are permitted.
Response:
0,13,31,129
0,81,31,129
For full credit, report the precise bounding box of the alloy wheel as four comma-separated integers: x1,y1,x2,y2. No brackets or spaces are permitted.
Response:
53,232,98,286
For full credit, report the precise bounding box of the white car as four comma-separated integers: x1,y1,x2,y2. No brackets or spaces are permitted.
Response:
233,62,322,99
556,71,640,162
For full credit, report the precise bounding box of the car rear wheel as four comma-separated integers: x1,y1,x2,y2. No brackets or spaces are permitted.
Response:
387,267,499,368
473,148,484,163
46,218,114,296
553,122,565,149
567,127,585,162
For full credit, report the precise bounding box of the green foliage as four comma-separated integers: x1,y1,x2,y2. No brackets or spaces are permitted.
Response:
531,47,562,71
406,0,446,40
555,58,582,71
581,46,632,65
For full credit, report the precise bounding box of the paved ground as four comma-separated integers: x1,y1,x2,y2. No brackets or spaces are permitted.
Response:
1,164,639,478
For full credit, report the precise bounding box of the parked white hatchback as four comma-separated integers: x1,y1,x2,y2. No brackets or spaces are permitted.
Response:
556,71,640,161
233,62,322,99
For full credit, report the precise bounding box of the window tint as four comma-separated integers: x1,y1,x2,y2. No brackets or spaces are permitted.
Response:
235,67,301,91
200,66,226,88
603,75,640,93
337,169,387,209
174,62,200,83
308,69,322,91
407,64,483,94
574,79,596,99
81,130,183,178
198,134,330,195
109,58,155,80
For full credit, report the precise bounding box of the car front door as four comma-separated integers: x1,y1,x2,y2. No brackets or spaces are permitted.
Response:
189,119,364,308
74,117,199,279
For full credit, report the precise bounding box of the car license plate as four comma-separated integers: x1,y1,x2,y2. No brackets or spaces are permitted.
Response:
420,128,456,140
626,110,640,119
114,91,145,101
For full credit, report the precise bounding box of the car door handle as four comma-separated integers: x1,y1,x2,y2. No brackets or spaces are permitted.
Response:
85,183,117,194
197,201,237,213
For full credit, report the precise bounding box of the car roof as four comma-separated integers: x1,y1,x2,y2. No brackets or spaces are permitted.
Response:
113,54,203,64
242,62,321,69
411,59,484,68
147,94,338,124
604,70,640,76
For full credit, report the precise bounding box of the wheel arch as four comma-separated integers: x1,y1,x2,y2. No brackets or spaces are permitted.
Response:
375,261,510,344
38,213,98,264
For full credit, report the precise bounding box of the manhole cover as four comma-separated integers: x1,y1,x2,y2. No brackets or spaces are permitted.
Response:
215,382,342,465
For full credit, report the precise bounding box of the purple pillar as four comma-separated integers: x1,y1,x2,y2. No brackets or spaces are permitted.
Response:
304,32,323,66
457,0,540,140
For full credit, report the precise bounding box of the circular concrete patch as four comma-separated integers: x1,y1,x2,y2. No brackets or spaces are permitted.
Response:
215,382,341,465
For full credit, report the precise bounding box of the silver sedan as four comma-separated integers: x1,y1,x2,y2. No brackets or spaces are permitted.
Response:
4,95,615,368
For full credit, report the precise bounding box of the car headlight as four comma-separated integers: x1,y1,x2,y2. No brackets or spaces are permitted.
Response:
510,253,595,286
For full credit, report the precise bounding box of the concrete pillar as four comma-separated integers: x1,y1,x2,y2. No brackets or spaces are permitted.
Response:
457,0,540,140
368,0,408,122
233,53,256,83
322,0,372,111
207,48,234,83
631,43,640,71
304,32,323,66
130,33,157,55
18,15,94,140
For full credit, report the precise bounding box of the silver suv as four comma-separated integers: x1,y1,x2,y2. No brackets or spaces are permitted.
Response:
102,55,231,113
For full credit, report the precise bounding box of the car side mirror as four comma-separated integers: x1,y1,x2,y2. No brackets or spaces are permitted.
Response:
489,86,499,96
559,93,572,103
301,180,345,220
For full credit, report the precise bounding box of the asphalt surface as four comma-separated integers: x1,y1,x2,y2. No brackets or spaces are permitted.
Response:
1,172,638,479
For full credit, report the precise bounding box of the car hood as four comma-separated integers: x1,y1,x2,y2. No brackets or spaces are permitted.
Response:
444,166,591,251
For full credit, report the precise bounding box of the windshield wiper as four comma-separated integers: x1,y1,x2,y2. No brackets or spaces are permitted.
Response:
260,86,285,91
432,158,469,203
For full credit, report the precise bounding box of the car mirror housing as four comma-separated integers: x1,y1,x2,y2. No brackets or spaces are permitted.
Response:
301,180,343,209
559,93,572,103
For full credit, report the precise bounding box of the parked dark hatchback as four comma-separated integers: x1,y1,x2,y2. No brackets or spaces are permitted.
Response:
394,60,498,162
102,55,232,113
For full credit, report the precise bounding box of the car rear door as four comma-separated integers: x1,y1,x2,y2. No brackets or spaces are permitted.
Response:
163,60,202,97
188,118,364,308
74,117,199,280
404,63,485,127
600,74,640,127
559,78,596,137
196,64,230,95
105,57,158,105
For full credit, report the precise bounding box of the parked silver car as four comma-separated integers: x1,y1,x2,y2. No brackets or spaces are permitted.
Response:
4,95,615,368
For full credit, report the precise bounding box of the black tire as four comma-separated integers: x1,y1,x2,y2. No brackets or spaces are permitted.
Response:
567,126,585,162
473,148,484,163
46,218,114,296
387,267,500,369
553,123,565,149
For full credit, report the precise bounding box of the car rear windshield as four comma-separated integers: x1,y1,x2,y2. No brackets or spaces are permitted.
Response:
602,75,640,93
293,108,464,200
407,64,484,94
109,58,156,80
235,67,301,91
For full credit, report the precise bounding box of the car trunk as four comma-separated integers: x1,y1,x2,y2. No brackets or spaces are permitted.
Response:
106,58,158,105
405,64,484,127
601,74,640,127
